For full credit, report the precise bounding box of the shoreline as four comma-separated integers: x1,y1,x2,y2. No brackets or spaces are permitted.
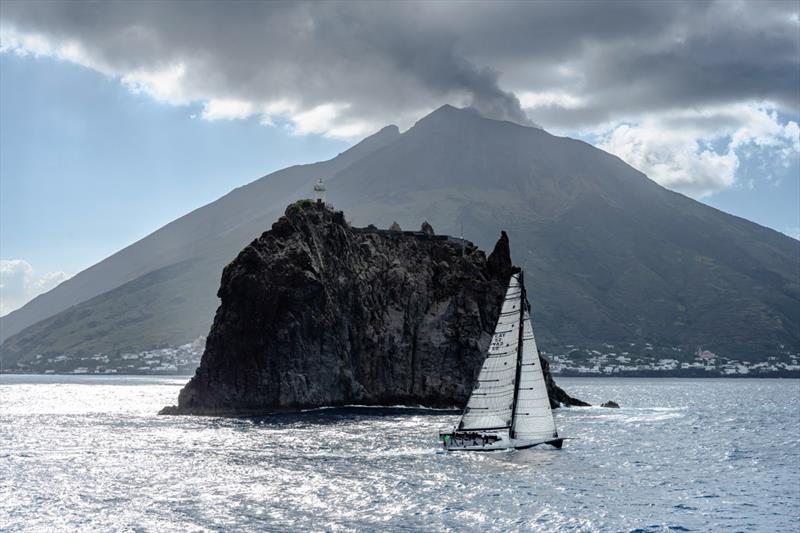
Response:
1,371,798,379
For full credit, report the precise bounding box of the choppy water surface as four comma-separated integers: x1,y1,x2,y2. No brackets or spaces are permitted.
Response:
1,376,798,532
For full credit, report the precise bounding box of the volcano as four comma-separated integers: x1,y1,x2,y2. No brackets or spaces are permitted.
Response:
2,105,798,370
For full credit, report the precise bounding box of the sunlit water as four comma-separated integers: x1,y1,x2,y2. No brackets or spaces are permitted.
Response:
1,375,798,532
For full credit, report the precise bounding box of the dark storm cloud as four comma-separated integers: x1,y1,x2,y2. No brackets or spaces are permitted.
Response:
1,0,798,132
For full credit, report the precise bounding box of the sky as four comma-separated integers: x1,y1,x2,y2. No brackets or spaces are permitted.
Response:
1,0,798,315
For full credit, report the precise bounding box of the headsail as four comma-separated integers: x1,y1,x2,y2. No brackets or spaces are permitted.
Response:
458,274,522,431
510,307,558,441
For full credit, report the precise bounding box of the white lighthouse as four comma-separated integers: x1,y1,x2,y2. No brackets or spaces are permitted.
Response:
313,177,327,205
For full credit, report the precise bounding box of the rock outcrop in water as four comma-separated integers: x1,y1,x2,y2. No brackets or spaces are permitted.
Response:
161,201,586,415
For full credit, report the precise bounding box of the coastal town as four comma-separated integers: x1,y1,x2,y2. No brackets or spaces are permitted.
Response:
4,337,207,375
546,343,800,377
4,338,798,377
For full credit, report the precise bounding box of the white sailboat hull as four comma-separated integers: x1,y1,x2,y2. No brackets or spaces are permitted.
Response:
439,429,564,451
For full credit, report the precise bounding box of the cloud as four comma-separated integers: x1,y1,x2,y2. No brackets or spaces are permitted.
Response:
0,1,534,136
200,98,255,121
121,63,189,104
518,91,585,110
2,1,796,130
597,104,800,197
598,123,738,197
0,1,798,190
0,260,71,316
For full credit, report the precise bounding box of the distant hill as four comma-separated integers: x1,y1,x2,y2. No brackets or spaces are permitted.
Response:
0,123,400,345
2,105,798,374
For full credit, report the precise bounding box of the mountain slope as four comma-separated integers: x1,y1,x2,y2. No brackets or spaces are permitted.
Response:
327,106,800,359
0,125,401,344
2,106,798,371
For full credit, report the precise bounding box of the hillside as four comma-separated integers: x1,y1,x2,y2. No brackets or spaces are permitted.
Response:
2,106,798,375
0,125,401,345
329,107,800,362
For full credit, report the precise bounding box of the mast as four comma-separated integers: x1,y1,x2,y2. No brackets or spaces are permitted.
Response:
511,278,560,443
509,270,526,438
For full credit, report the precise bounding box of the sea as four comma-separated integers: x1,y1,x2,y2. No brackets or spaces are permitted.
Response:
1,375,798,532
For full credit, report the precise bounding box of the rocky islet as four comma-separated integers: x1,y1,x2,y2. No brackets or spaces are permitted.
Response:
162,201,589,415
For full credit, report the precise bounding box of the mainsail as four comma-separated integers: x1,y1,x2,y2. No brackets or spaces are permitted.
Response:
458,274,522,431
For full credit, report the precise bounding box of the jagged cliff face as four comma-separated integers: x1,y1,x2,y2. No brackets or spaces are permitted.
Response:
165,201,582,415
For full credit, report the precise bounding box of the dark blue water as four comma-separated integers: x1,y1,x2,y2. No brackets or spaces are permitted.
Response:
1,375,798,531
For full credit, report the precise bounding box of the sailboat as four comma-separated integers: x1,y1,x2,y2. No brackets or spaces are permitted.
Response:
439,271,564,451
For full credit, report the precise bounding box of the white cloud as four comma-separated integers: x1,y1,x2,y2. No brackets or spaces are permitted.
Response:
284,102,376,139
0,260,71,316
519,91,585,110
0,28,53,56
596,104,799,197
0,26,106,72
598,123,739,197
120,63,189,104
258,99,298,126
325,121,377,140
290,103,348,136
729,107,800,157
200,98,255,121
